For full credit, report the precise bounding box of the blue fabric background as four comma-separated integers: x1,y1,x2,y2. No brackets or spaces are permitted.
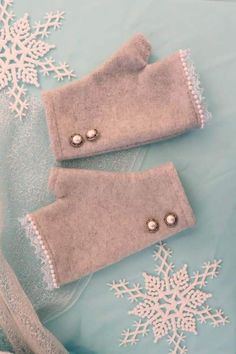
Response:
1,0,236,353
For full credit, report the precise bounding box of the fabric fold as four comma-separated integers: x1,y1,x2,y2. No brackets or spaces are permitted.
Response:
0,251,68,354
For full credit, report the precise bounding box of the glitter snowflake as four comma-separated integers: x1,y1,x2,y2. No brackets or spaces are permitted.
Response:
0,0,75,118
109,242,229,354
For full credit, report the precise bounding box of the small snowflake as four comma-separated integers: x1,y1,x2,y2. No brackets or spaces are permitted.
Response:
0,0,75,118
108,242,229,354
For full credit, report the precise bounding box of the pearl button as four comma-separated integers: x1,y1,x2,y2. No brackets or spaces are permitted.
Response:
86,128,99,141
164,212,178,227
147,219,159,233
70,134,84,147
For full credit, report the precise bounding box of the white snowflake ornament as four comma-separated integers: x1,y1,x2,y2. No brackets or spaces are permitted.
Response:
109,242,229,354
0,0,75,118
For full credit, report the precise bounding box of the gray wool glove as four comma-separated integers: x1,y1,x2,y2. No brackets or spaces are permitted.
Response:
42,33,210,161
22,163,195,289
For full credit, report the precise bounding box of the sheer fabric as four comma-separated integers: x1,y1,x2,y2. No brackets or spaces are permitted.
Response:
0,93,145,348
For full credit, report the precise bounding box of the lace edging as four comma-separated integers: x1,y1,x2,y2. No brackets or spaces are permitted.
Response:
20,215,59,290
179,49,212,128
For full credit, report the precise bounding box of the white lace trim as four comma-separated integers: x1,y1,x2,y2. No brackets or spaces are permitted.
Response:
179,49,212,128
20,215,59,290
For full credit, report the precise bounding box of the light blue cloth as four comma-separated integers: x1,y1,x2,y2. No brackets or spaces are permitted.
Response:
44,0,235,353
0,0,235,353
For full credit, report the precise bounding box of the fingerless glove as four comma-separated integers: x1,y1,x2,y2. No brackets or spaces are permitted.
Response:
42,33,210,161
22,163,195,289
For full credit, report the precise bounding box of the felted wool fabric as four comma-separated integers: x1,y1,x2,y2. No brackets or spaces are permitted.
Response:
42,33,209,161
23,162,195,289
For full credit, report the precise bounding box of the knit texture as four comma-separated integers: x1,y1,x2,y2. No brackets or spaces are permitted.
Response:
25,163,195,288
42,34,204,161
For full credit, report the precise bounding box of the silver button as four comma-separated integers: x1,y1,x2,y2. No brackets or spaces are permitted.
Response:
164,212,178,227
146,219,159,233
86,128,99,141
70,134,84,147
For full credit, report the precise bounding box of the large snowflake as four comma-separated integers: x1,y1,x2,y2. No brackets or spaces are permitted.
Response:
0,0,75,118
109,242,229,354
